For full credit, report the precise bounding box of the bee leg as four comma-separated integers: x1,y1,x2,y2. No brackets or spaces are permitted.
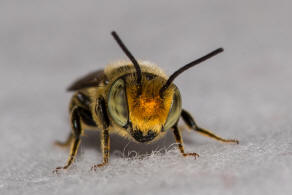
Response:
181,109,239,144
91,128,110,171
91,97,110,171
53,106,83,173
172,124,199,158
54,133,74,148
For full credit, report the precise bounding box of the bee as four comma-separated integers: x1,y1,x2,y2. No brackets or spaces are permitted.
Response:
54,31,239,172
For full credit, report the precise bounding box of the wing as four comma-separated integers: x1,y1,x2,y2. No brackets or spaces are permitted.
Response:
67,69,108,91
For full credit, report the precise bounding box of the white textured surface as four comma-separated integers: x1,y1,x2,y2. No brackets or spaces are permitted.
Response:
1,1,292,195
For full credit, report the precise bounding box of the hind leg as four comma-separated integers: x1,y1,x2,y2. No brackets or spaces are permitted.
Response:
55,133,74,148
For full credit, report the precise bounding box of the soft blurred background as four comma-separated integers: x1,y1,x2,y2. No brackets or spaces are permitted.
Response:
0,1,291,195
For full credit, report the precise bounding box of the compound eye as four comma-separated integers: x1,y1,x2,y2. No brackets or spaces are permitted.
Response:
108,78,129,127
164,87,182,130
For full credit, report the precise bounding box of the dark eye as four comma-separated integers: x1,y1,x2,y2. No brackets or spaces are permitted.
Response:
108,78,128,127
164,88,182,130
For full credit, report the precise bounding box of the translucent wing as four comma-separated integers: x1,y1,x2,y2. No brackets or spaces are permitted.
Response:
67,70,108,91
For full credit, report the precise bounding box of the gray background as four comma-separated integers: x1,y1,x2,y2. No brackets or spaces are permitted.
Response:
1,1,292,195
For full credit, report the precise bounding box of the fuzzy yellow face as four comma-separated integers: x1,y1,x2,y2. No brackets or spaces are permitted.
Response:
126,76,174,134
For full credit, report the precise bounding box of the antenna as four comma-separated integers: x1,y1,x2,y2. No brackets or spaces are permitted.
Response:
111,31,142,86
160,48,224,96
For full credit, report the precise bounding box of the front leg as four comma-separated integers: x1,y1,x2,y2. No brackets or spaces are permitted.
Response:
91,128,110,170
172,124,199,158
91,97,111,171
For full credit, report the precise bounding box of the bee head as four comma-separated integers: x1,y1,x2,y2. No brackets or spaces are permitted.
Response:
128,74,182,142
109,31,223,143
108,74,182,143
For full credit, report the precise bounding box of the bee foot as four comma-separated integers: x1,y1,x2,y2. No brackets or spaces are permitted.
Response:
183,152,199,159
90,162,107,171
231,139,239,144
53,166,68,174
54,141,70,148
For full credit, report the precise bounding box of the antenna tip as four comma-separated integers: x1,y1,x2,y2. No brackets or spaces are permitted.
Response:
218,47,224,52
111,31,117,36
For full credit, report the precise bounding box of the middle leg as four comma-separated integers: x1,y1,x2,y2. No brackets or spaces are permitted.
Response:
54,106,83,172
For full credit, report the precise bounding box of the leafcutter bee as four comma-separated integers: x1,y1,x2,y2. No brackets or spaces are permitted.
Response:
54,31,239,172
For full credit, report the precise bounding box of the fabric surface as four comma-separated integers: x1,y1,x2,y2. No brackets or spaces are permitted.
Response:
1,1,292,195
